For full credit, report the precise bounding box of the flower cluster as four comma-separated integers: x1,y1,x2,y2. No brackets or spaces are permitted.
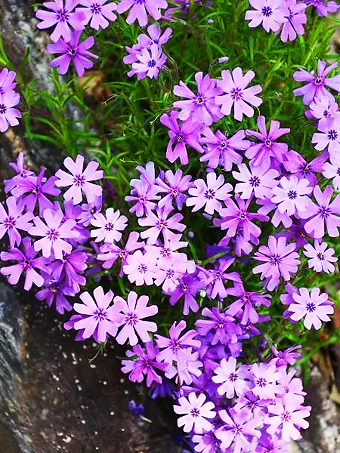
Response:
0,67,21,133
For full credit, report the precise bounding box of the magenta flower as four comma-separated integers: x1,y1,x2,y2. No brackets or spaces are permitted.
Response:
154,252,191,292
283,150,327,187
174,392,216,434
129,44,167,80
226,283,271,325
156,169,193,211
205,258,241,300
195,307,241,346
125,179,160,218
303,240,337,273
308,95,339,125
246,116,290,170
173,72,222,126
293,60,340,105
0,238,49,290
37,278,74,314
305,0,339,16
216,410,260,451
138,205,185,244
0,197,33,248
280,0,307,42
55,155,103,204
233,163,279,200
212,356,247,398
117,0,168,27
186,172,232,215
36,0,86,42
271,176,312,216
312,113,340,158
215,67,262,121
245,0,284,32
113,291,158,346
299,185,340,238
288,287,334,330
267,394,311,441
168,272,204,315
123,249,157,286
160,112,203,165
29,208,78,259
322,153,340,190
0,90,21,133
90,208,128,243
200,128,249,171
253,236,300,291
76,0,117,29
251,362,280,399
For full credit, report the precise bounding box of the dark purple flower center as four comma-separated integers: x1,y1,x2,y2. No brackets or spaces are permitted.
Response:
166,269,175,278
306,302,316,312
220,141,226,148
0,104,7,114
337,168,340,176
182,283,188,292
270,254,282,265
126,312,138,325
175,134,184,143
190,408,200,417
148,59,157,68
256,377,267,387
95,308,107,321
91,3,102,14
282,411,291,422
316,252,325,260
171,188,179,197
67,48,77,58
105,222,114,231
23,259,31,269
288,190,297,199
57,8,70,22
239,211,247,220
204,189,215,199
300,163,310,175
74,174,85,186
249,176,260,187
139,196,146,204
119,250,127,260
157,220,167,230
328,129,338,141
195,96,203,104
4,216,15,228
265,139,272,148
315,76,324,85
323,109,330,118
262,6,272,17
138,264,147,273
142,357,151,368
230,87,242,100
0,87,4,95
228,373,238,382
47,229,59,241
170,339,181,352
319,206,331,218
161,247,171,258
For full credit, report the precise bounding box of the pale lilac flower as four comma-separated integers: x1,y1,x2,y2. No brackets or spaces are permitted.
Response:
305,0,339,16
322,153,340,190
205,258,241,300
168,272,204,315
36,0,86,42
233,163,279,200
137,23,173,46
299,185,340,238
226,283,271,325
280,0,307,42
125,179,160,217
293,60,340,105
174,392,216,434
156,169,193,210
123,249,157,285
271,176,312,216
165,347,202,386
215,67,262,121
216,410,260,452
72,287,123,343
138,205,185,244
283,150,327,187
303,240,337,273
246,116,290,169
253,236,300,291
195,307,242,346
245,0,284,32
173,72,222,126
0,90,21,132
154,252,191,292
312,112,340,158
0,197,33,248
0,68,17,94
288,287,334,330
130,44,166,80
117,0,168,27
212,356,247,398
76,0,117,29
251,362,280,399
200,128,249,171
113,291,158,346
192,431,221,453
186,172,232,215
55,155,103,204
308,95,338,126
29,208,78,259
90,208,128,243
47,31,98,77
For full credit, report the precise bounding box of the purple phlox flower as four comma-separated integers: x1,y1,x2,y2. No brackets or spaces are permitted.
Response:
174,392,216,434
250,362,280,399
0,88,21,133
287,286,334,330
246,116,290,170
0,197,33,248
293,60,340,105
312,112,340,158
168,271,205,315
160,112,203,165
78,195,103,226
36,275,74,314
113,291,158,346
303,240,337,273
233,163,279,200
215,67,262,121
55,155,103,204
36,0,86,42
140,23,173,46
323,153,340,190
195,307,242,346
276,219,311,251
90,208,128,243
271,175,312,216
267,393,311,441
123,249,158,285
76,0,117,30
29,208,78,259
308,95,339,126
61,199,90,245
156,168,193,210
155,320,201,368
253,236,300,291
276,368,306,399
52,249,88,292
255,432,289,453
138,204,185,244
173,72,222,126
134,161,157,186
212,356,247,398
214,195,268,241
165,347,203,385
226,283,271,325
64,314,87,341
280,0,307,42
129,43,166,80
305,0,339,16
121,342,169,387
0,67,17,94
0,237,50,290
70,287,123,343
10,168,60,216
283,150,328,187
97,231,144,273
144,232,187,261
192,430,221,453
257,198,293,229
4,153,35,194
200,128,249,171
125,179,160,217
154,252,192,292
299,185,340,238
245,0,285,33
205,258,241,300
271,345,302,367
117,0,168,27
233,392,266,421
47,30,99,77
216,409,260,453
186,172,232,215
